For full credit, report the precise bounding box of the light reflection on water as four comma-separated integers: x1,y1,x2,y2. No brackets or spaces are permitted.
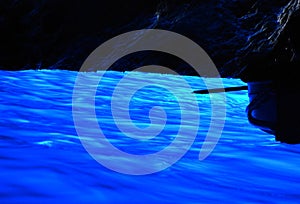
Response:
0,70,299,203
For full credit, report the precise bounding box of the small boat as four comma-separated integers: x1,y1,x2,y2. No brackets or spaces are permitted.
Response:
246,79,300,144
246,81,276,135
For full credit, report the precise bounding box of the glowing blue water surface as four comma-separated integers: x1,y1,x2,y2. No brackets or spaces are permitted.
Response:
1,70,300,203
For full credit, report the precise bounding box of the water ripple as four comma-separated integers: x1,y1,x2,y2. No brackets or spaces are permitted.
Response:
0,70,299,203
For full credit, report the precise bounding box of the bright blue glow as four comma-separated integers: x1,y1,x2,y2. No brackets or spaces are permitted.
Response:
1,70,300,203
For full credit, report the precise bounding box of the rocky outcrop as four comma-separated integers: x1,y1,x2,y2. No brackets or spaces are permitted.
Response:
0,0,299,80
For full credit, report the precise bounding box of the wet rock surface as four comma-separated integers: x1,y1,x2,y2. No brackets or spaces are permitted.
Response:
0,0,299,80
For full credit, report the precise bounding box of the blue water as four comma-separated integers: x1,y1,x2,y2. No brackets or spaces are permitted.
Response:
1,70,300,203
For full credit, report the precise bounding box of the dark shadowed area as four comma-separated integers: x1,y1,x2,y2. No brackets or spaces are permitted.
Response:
0,0,299,80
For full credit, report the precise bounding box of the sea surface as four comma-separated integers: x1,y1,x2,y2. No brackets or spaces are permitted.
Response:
1,70,300,203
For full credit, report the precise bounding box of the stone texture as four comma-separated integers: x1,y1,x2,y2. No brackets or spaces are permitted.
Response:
0,0,299,80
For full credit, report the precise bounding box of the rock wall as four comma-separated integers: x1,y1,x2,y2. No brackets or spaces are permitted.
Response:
0,0,299,80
